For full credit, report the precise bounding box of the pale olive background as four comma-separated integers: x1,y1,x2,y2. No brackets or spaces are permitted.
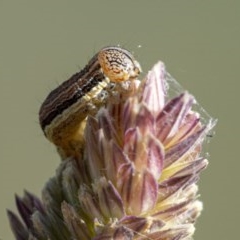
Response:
0,1,239,239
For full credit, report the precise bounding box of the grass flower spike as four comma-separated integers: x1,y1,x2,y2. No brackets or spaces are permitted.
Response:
8,59,216,240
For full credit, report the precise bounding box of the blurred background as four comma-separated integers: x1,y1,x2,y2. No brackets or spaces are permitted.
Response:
0,1,238,239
